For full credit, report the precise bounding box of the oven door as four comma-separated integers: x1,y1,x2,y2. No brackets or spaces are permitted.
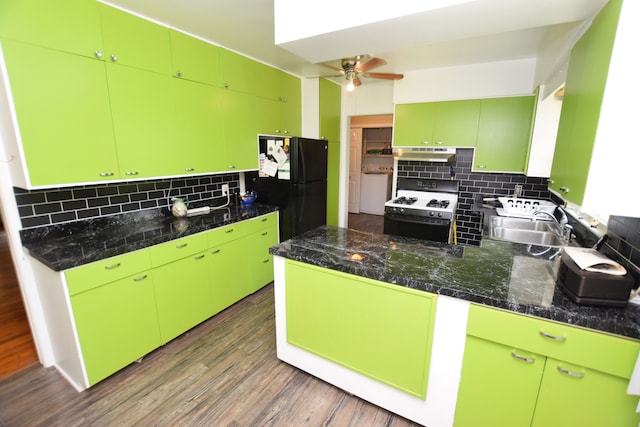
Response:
383,213,452,243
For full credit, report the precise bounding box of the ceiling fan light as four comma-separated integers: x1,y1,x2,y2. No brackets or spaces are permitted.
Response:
347,81,355,91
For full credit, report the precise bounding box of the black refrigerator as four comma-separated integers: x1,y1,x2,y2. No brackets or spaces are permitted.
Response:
246,135,328,242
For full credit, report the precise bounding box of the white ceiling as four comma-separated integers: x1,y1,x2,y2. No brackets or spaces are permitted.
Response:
103,0,608,85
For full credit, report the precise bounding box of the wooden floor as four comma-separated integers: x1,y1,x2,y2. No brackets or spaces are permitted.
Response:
0,284,420,426
347,212,384,234
0,223,38,381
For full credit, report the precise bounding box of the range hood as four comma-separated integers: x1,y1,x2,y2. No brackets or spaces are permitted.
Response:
392,147,456,162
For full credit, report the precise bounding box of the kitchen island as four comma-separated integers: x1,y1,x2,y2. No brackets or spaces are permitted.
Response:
270,226,640,427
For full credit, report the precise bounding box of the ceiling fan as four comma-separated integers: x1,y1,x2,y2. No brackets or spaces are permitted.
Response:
320,55,404,91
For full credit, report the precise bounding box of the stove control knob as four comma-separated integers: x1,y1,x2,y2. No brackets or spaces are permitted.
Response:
438,212,443,218
429,211,434,217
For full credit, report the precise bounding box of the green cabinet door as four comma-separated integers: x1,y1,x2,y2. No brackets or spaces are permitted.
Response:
475,96,535,172
98,3,172,75
548,0,622,204
106,64,176,178
532,358,640,427
0,0,103,58
432,100,480,147
454,336,544,427
70,270,161,385
219,48,258,94
393,102,436,147
255,96,285,136
2,40,119,186
153,250,217,343
171,78,225,174
285,260,436,399
247,221,279,293
326,141,341,226
319,78,341,142
221,90,258,171
169,29,220,86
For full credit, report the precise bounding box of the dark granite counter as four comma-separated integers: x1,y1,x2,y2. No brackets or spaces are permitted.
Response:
269,226,640,340
20,202,278,271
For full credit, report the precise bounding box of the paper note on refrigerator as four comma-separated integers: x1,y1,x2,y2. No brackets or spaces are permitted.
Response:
262,157,279,177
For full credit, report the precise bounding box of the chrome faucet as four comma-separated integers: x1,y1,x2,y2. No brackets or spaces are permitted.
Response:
532,207,573,242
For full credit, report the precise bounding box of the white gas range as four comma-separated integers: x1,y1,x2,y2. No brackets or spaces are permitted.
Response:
383,178,459,243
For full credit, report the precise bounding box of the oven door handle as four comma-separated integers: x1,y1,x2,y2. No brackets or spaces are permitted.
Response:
384,213,451,227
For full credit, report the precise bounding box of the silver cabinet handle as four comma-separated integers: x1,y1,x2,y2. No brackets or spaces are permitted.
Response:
133,274,148,282
223,83,229,89
194,254,205,260
559,186,570,193
94,51,103,59
511,351,535,364
262,258,270,264
228,165,236,169
435,141,443,145
225,229,234,234
539,330,566,342
275,129,282,133
176,71,183,77
548,178,555,184
557,366,584,378
210,249,221,254
125,171,139,176
104,262,121,270
421,141,430,144
477,165,487,169
99,172,114,177
184,167,194,172
176,243,188,249
261,218,268,222
110,55,118,62
261,231,268,236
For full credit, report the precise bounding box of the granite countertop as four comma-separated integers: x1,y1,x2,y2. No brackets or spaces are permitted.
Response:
20,202,278,271
269,225,640,340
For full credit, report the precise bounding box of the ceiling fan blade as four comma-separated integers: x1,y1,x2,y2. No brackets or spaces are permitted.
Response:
356,57,387,73
320,62,345,74
363,72,404,80
306,73,344,78
354,76,362,87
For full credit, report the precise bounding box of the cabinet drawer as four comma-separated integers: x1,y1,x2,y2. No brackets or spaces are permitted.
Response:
207,213,277,246
66,250,151,296
244,213,277,235
148,232,209,267
467,304,640,379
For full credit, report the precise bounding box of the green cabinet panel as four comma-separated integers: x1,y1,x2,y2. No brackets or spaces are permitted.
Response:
326,141,340,226
285,260,436,398
148,232,210,268
106,64,176,178
2,40,119,186
219,48,259,94
532,358,640,427
0,0,103,58
474,96,535,173
70,270,161,385
153,249,217,343
454,336,544,426
98,3,172,75
169,29,220,86
549,0,622,204
221,90,258,171
247,220,279,293
171,78,225,174
319,79,341,142
393,100,480,147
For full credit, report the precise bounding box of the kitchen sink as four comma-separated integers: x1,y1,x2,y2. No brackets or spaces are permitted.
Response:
488,216,566,247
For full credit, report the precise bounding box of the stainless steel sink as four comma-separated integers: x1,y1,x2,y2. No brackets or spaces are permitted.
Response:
488,216,566,247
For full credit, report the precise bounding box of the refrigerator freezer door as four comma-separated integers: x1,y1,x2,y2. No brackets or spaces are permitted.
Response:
290,180,327,240
293,138,328,183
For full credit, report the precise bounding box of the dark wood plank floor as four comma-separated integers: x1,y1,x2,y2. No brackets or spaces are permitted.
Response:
0,223,38,381
348,213,384,234
0,284,420,426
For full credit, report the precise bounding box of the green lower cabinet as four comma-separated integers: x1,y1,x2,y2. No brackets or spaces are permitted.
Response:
70,270,161,386
247,223,279,294
454,336,545,427
285,260,436,399
532,358,640,427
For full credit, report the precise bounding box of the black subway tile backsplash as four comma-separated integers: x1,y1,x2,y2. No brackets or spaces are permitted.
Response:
14,173,240,229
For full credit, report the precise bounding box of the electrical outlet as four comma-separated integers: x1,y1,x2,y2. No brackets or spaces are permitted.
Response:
221,184,229,196
514,185,523,197
224,212,230,221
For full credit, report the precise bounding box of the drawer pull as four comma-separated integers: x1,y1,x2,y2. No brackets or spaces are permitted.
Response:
210,249,221,254
176,243,188,249
511,351,535,364
261,218,268,222
539,330,566,342
557,366,584,378
261,232,268,236
133,274,148,282
104,263,121,270
225,229,234,234
194,254,205,260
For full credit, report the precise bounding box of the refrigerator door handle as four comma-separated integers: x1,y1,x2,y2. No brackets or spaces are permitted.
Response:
298,142,307,183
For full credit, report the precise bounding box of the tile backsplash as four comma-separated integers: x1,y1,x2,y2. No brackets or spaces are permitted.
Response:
603,215,640,285
14,173,240,229
396,148,550,246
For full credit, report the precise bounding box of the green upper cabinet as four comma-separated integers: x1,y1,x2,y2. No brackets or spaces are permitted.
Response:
171,78,225,175
255,65,301,136
98,3,172,75
219,48,258,93
106,64,176,178
392,100,480,147
221,90,258,171
474,96,536,173
548,0,622,205
0,0,103,58
2,40,119,186
319,79,341,142
169,29,220,86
